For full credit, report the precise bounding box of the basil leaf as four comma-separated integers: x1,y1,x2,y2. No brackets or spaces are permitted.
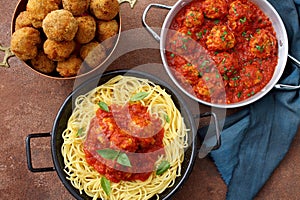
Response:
76,128,84,137
101,177,111,196
117,152,132,167
130,92,149,102
165,114,170,123
98,102,109,112
156,160,170,175
97,149,119,160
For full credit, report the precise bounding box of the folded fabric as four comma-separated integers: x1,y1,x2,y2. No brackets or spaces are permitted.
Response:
199,1,300,199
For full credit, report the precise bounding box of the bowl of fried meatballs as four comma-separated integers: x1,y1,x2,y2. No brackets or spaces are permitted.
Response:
10,0,121,79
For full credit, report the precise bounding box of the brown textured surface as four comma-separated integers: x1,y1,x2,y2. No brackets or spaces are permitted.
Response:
0,0,300,199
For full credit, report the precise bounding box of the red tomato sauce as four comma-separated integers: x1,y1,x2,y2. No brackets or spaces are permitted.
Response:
83,102,165,183
166,0,278,104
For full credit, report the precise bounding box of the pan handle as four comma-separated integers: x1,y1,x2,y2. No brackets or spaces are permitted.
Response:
274,54,300,90
142,3,172,42
196,112,221,158
0,43,14,68
25,133,55,172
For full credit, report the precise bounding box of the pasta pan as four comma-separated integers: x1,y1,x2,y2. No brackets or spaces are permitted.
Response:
142,0,300,108
25,69,220,200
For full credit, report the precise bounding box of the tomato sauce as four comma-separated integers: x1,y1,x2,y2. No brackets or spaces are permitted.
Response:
165,0,278,104
83,103,165,183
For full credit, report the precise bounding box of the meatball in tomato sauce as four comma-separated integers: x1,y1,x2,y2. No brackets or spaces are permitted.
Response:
201,0,228,19
206,25,236,51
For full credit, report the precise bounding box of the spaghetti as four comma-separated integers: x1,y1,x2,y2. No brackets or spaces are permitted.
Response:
61,75,189,200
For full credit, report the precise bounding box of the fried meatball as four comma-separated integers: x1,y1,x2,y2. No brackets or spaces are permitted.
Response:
206,25,236,51
90,0,119,21
213,52,239,76
80,41,106,68
249,29,277,59
75,15,96,44
240,64,263,88
31,51,56,74
96,20,119,48
15,11,32,30
10,27,41,60
184,9,204,28
43,39,76,61
42,9,78,42
62,0,90,16
57,55,82,77
201,0,228,19
26,0,60,28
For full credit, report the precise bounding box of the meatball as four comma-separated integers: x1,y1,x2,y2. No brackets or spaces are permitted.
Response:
227,0,253,31
15,11,32,30
31,51,56,74
62,0,90,16
184,9,204,28
57,55,82,77
90,0,119,21
10,27,41,60
96,20,119,48
213,52,239,76
206,25,236,51
249,29,277,59
80,41,107,68
201,0,228,19
43,39,76,61
240,64,263,88
42,9,78,42
75,15,96,44
26,0,60,28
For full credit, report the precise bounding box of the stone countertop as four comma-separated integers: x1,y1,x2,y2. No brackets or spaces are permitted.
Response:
0,0,300,199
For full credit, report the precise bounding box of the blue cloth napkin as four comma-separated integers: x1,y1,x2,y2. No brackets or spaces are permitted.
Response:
201,1,300,199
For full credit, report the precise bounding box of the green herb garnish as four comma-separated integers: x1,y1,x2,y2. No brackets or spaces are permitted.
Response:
98,102,109,112
117,152,132,167
97,148,132,167
101,177,111,196
240,17,247,23
76,128,84,137
165,114,170,123
156,160,170,175
130,92,149,102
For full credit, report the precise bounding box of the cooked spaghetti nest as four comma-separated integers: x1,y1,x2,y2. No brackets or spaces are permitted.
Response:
61,75,189,200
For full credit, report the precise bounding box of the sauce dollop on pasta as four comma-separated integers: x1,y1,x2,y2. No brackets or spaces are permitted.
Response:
166,0,278,104
84,102,165,183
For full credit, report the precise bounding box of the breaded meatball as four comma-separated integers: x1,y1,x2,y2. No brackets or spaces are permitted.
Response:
57,55,82,77
42,10,78,42
240,64,263,88
213,52,239,76
184,9,204,28
249,29,277,59
80,41,106,68
206,25,236,51
227,0,253,31
44,39,76,61
10,27,41,60
31,51,56,74
26,0,60,28
75,15,96,44
201,0,228,19
90,0,119,21
62,0,90,16
15,11,32,30
96,19,119,48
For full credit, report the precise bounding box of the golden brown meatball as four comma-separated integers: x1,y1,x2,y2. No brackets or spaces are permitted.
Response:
80,41,106,68
57,55,82,77
42,9,78,42
213,52,239,76
75,15,96,44
96,19,119,48
10,27,41,60
31,51,56,74
26,0,60,28
62,0,90,16
206,25,236,51
201,0,228,19
184,9,204,28
227,0,253,31
240,64,263,88
249,29,277,59
15,11,32,30
43,39,76,61
90,0,119,21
